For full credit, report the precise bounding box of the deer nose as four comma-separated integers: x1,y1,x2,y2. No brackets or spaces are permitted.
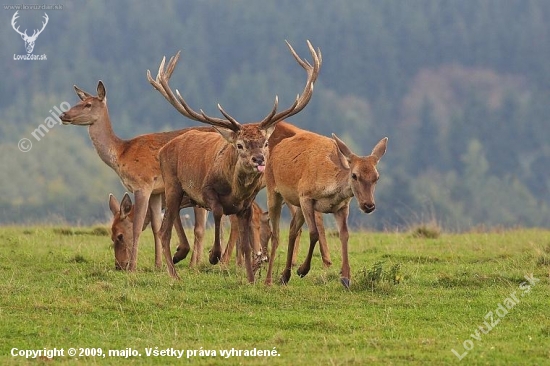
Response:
251,155,265,166
362,203,376,213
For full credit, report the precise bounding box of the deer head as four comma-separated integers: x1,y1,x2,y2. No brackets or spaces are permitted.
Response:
11,11,48,54
59,81,107,126
332,134,388,213
147,40,321,176
108,193,150,270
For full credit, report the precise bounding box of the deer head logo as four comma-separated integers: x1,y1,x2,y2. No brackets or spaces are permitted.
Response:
11,11,49,54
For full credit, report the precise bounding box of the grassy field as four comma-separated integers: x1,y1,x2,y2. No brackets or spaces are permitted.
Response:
0,225,549,365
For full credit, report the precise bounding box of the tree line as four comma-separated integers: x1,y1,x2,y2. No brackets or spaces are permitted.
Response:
1,0,549,229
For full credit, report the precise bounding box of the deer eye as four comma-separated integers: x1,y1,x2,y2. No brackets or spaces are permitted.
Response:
236,143,244,150
351,173,358,181
84,103,92,108
117,233,124,242
264,141,269,148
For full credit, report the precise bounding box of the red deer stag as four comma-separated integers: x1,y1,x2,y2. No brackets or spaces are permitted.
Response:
264,122,387,288
147,40,321,281
59,82,209,270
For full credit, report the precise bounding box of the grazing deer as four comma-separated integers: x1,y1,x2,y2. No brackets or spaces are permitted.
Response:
59,81,210,270
147,40,321,281
264,122,387,288
109,193,268,270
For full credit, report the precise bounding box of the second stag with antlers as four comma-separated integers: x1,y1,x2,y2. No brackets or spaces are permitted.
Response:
147,41,321,281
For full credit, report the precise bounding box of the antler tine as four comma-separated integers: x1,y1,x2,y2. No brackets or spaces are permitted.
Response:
147,51,240,131
259,40,322,129
258,96,280,127
216,104,242,130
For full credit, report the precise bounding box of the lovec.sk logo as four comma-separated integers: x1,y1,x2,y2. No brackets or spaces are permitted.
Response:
11,11,48,60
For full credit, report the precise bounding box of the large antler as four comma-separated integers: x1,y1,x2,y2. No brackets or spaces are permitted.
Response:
258,40,322,130
147,40,321,132
147,52,241,132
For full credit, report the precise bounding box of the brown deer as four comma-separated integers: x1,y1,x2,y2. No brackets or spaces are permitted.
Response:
109,193,268,270
147,40,321,281
59,81,210,270
264,122,387,288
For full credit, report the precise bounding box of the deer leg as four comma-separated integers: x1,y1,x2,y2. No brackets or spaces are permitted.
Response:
265,192,284,286
250,205,264,273
172,212,191,264
148,193,164,269
297,199,319,278
190,207,207,268
315,211,332,267
282,207,305,284
129,189,152,271
333,204,351,289
159,185,185,280
221,215,239,265
237,206,255,283
287,204,302,267
208,204,224,265
259,211,271,263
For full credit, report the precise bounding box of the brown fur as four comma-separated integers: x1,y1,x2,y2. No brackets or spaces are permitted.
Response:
264,122,388,288
158,126,270,281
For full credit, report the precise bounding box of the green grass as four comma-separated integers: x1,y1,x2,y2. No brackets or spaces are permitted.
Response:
0,226,549,365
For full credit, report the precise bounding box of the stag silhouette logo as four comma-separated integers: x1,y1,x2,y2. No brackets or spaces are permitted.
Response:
11,11,49,54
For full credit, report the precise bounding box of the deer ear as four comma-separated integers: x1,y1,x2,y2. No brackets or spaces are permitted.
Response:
262,125,276,141
214,127,236,144
74,85,92,101
97,81,106,101
119,193,133,220
108,194,120,216
332,133,355,163
371,137,388,163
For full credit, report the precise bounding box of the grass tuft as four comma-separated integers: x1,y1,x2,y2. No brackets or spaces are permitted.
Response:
409,223,441,239
53,226,110,236
355,261,403,292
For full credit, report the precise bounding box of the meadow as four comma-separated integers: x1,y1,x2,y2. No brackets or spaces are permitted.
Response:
0,224,549,365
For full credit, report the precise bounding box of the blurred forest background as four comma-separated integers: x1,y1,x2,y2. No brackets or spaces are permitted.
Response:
1,0,550,230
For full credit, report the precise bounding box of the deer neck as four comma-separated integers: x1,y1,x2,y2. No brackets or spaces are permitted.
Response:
338,169,355,200
224,150,262,201
87,106,124,171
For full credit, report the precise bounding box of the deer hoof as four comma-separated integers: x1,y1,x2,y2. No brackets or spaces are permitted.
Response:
340,277,351,289
280,269,291,285
209,251,221,265
297,265,310,278
173,247,190,264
